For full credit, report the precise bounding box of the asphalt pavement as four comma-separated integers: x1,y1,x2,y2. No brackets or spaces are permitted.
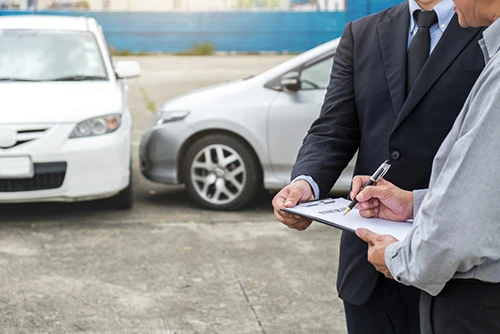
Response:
0,55,347,334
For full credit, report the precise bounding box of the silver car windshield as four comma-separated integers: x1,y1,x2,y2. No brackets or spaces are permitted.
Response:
0,29,108,82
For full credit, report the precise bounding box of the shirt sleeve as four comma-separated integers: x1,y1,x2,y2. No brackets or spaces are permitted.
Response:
292,175,320,200
385,64,500,296
412,189,428,218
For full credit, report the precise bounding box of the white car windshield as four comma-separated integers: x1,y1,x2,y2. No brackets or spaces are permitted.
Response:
0,29,108,82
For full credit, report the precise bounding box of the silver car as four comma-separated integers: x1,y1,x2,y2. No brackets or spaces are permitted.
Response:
140,38,355,210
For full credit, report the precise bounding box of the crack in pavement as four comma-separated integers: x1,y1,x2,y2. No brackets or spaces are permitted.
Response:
210,224,267,334
235,273,267,334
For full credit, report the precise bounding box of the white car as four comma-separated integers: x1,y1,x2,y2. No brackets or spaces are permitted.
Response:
0,16,140,209
140,38,356,210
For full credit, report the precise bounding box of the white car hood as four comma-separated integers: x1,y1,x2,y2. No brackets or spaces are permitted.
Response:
0,82,121,124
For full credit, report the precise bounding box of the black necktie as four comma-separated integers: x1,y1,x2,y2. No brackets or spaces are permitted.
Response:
407,10,438,94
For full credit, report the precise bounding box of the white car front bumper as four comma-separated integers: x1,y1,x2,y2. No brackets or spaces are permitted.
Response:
0,122,131,203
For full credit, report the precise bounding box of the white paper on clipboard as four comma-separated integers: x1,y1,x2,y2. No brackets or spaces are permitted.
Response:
282,198,413,240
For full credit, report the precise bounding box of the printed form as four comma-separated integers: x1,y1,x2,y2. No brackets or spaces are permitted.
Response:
282,198,413,240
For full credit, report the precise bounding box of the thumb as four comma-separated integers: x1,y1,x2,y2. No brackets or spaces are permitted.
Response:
284,190,302,207
356,228,377,245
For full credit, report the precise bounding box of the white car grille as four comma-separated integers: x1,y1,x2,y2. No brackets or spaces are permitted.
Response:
0,126,50,149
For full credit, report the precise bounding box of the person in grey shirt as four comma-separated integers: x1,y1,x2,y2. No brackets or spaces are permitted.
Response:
351,0,500,332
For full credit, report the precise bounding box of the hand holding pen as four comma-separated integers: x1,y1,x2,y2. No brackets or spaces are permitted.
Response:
348,174,415,222
343,160,392,216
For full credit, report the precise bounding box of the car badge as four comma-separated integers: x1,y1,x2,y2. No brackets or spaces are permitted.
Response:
0,127,17,148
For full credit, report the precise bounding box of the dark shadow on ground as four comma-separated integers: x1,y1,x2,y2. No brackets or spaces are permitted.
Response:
0,184,276,223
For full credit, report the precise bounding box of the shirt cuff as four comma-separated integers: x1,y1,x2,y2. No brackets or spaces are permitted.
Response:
412,189,428,219
385,241,447,296
384,241,405,283
292,175,320,199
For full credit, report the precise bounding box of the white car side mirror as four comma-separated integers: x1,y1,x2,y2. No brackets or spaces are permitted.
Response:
115,61,141,79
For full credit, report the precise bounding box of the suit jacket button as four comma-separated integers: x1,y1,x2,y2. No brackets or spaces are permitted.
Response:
391,151,401,160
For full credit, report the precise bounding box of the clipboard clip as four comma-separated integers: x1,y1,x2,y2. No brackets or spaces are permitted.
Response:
302,199,336,207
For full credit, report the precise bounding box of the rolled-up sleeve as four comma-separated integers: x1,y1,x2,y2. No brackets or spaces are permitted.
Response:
384,66,500,296
412,189,428,216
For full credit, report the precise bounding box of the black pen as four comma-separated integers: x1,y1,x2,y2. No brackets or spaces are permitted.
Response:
343,160,392,216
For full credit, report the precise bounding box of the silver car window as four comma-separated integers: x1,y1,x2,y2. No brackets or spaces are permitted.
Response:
300,56,334,90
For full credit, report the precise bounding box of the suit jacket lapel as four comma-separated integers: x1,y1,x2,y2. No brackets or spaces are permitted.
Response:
392,15,483,131
378,2,410,116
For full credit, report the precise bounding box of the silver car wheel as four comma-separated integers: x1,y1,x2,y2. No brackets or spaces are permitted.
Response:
190,144,246,206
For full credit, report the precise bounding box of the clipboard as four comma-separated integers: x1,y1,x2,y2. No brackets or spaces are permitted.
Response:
281,198,413,240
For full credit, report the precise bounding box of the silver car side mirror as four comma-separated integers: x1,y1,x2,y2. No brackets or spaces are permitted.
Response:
280,72,301,92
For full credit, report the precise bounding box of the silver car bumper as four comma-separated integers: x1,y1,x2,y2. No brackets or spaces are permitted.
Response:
140,122,192,185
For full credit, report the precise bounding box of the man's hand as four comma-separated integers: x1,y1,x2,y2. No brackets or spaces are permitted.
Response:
356,228,398,279
272,180,315,231
351,176,414,221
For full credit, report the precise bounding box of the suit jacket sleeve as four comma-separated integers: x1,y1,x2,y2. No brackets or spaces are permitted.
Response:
291,22,360,198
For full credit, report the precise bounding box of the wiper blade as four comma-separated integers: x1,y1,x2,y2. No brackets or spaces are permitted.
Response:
0,77,42,82
46,75,108,81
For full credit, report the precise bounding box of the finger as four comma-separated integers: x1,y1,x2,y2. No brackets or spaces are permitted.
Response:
384,272,394,280
356,185,387,203
357,207,379,218
292,220,313,231
355,199,379,210
277,214,311,227
272,189,289,209
355,228,379,245
287,216,312,227
274,208,302,223
350,175,371,200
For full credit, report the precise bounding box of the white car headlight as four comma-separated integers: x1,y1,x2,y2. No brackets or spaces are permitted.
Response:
155,110,190,125
70,114,122,138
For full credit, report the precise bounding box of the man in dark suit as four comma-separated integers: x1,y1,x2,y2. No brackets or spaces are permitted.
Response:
272,0,485,332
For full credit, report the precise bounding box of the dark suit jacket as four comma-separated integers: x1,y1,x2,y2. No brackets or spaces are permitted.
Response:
291,2,485,306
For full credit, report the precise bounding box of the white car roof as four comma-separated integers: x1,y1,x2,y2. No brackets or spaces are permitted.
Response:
0,15,96,31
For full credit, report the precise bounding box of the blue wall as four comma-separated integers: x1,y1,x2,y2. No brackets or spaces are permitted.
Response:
0,1,402,52
0,11,346,53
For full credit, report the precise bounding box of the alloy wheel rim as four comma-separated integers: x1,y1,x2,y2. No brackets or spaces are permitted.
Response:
190,144,246,206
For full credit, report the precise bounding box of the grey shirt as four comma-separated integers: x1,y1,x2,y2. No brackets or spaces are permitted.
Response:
385,18,500,296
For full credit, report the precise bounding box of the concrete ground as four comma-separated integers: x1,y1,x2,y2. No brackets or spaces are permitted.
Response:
0,56,347,334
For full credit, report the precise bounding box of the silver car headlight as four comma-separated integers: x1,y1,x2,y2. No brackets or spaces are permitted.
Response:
155,110,190,125
70,114,122,138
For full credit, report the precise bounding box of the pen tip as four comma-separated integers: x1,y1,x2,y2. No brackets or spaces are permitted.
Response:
343,208,351,216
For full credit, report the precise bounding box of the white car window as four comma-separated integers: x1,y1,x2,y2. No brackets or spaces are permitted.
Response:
0,29,108,81
300,56,334,90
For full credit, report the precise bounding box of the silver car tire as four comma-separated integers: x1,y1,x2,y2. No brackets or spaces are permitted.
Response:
183,134,262,210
